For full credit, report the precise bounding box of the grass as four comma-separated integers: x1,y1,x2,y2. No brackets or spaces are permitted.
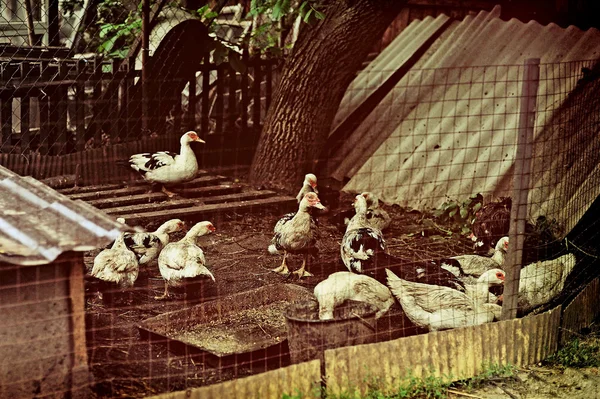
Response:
545,337,600,368
281,363,516,399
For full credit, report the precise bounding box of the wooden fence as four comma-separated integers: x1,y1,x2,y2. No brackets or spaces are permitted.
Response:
0,54,279,170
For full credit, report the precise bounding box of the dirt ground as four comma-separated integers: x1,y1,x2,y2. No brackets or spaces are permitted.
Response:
84,192,479,398
452,365,600,399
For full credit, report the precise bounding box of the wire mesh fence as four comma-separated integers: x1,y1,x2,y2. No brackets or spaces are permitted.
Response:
1,2,600,398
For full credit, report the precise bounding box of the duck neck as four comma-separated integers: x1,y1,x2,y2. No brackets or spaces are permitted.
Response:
347,208,368,230
179,142,197,165
492,249,506,264
112,233,127,249
474,280,492,301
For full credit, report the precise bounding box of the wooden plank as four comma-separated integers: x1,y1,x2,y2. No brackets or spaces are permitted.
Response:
87,184,243,208
265,58,272,111
58,183,124,195
215,65,224,135
75,72,86,151
252,61,261,130
240,51,249,131
227,66,237,131
121,196,296,225
38,92,49,155
104,199,197,216
68,175,227,200
104,190,278,215
201,190,277,204
187,72,196,131
200,56,210,140
20,95,30,152
1,96,12,149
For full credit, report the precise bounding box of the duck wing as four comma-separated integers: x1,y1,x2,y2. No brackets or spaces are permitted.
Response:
341,227,385,273
123,232,161,263
129,151,178,173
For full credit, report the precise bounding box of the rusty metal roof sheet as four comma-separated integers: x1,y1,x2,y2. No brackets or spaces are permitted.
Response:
0,166,128,266
331,6,600,234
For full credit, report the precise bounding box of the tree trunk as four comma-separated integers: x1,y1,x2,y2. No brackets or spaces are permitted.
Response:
249,0,406,191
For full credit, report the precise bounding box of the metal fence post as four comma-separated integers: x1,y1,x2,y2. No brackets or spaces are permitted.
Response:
501,58,540,320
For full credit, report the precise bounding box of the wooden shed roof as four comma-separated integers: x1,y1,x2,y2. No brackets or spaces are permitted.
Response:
0,165,128,266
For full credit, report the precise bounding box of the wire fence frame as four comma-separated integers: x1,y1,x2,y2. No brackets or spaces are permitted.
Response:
1,1,600,396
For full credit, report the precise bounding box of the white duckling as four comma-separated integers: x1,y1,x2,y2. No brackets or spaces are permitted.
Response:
123,219,185,265
91,232,139,289
441,236,509,277
314,271,395,320
156,221,216,300
126,131,205,197
386,269,502,331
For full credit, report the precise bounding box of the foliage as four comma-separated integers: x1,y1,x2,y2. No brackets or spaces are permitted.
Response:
545,338,600,368
312,364,517,399
92,0,325,61
433,194,483,236
95,0,143,58
247,0,325,55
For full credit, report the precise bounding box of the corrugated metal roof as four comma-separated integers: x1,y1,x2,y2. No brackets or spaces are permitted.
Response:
0,166,129,266
330,6,600,234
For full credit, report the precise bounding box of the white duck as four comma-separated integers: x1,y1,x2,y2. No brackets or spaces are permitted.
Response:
269,174,320,257
361,192,391,231
296,173,318,203
269,192,326,278
314,271,395,320
341,194,386,273
126,131,205,197
123,219,185,265
386,269,503,331
441,236,509,277
517,253,576,310
462,268,506,303
91,232,139,289
156,221,216,300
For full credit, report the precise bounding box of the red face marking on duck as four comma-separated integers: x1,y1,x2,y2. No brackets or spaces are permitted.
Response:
496,271,505,281
206,223,216,232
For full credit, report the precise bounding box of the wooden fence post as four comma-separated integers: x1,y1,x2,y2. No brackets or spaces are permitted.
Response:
501,58,540,320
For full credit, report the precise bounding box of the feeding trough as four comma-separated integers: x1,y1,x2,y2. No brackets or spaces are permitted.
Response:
285,300,380,364
137,283,314,370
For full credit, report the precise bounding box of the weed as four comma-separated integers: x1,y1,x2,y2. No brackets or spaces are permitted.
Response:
545,338,600,368
455,363,515,391
433,194,483,236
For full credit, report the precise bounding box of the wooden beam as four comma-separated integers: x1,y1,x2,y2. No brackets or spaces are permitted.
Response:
501,58,540,320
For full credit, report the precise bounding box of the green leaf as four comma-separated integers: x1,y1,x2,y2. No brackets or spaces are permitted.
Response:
448,209,458,218
196,4,209,17
271,0,283,20
303,7,314,23
228,51,247,73
314,9,325,20
460,208,468,219
473,202,482,213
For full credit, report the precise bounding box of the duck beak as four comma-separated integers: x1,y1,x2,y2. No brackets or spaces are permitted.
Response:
314,202,326,210
195,138,206,143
